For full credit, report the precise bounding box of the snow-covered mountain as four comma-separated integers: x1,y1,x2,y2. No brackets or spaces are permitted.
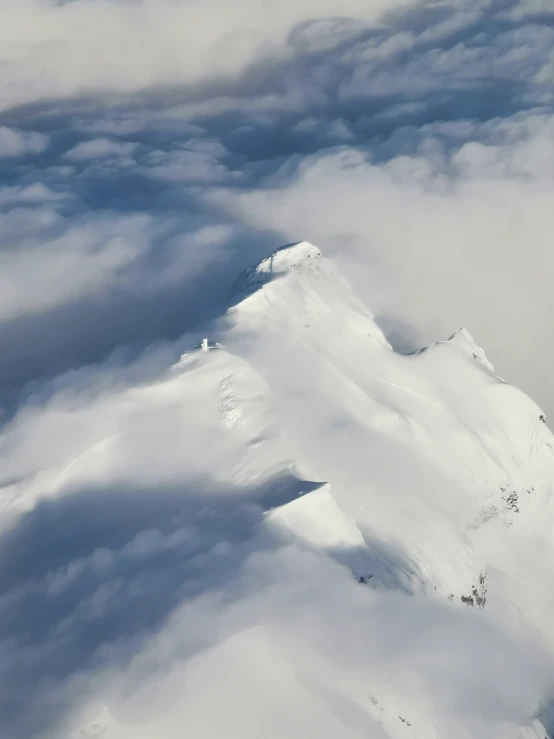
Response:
3,242,554,739
224,241,554,600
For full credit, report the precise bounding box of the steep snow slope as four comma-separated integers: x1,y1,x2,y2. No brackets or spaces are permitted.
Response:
229,242,552,496
1,241,554,739
224,242,554,601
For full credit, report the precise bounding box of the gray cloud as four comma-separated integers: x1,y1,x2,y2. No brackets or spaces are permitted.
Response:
0,125,48,157
64,138,138,161
0,0,411,112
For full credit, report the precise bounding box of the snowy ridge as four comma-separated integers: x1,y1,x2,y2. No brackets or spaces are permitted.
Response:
410,327,496,374
265,484,373,577
225,244,554,606
447,327,496,373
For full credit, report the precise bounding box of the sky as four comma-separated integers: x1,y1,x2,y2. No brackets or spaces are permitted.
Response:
2,1,554,737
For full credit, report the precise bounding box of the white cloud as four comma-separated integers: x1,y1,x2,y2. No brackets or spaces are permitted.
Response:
0,211,149,322
72,546,552,739
0,0,413,113
140,139,231,183
64,138,137,161
0,125,48,157
0,182,72,205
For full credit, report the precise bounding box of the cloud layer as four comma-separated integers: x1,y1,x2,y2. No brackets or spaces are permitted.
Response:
0,0,411,112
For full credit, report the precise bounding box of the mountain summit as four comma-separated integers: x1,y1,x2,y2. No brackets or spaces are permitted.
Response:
234,241,323,292
10,240,553,739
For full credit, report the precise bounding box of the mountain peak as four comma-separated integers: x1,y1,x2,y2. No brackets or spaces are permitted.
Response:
448,328,475,344
234,241,322,293
447,327,495,372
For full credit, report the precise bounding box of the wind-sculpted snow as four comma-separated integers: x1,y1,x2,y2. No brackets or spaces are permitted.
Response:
1,243,554,739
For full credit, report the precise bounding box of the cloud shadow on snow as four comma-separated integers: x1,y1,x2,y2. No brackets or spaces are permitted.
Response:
0,471,330,737
0,466,422,738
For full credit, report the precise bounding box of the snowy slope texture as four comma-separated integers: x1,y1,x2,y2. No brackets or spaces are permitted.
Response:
1,241,554,739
